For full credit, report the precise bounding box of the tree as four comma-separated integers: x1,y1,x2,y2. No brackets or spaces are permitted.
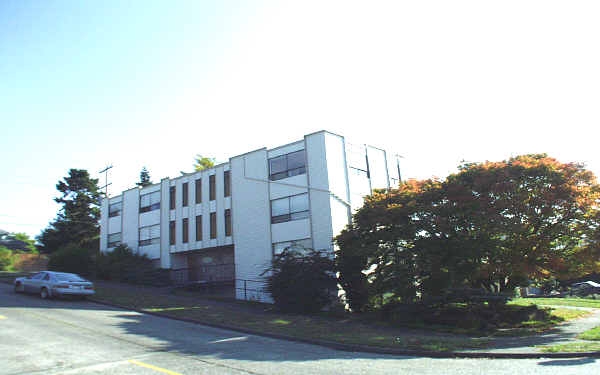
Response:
264,249,336,313
335,154,600,311
193,155,215,171
37,169,102,254
136,167,152,187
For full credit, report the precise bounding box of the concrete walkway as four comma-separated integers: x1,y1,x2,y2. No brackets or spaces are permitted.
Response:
473,305,600,353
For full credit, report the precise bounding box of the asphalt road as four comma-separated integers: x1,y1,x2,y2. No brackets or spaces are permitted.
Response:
1,283,599,375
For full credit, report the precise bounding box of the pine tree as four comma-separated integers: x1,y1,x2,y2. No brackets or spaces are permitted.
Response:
136,167,152,187
37,169,101,253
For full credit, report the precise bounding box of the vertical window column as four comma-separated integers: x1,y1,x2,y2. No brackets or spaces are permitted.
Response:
210,212,216,239
169,187,176,210
195,179,202,204
182,183,189,207
182,218,189,243
225,209,231,236
209,175,216,201
195,215,202,241
169,221,175,245
224,171,231,197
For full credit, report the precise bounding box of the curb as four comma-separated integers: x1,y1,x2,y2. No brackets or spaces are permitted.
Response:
88,298,600,359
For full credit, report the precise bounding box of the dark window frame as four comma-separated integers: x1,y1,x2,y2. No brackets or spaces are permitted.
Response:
224,171,231,197
210,212,216,239
195,215,202,241
225,209,232,236
139,191,160,213
108,202,122,217
182,218,189,243
209,175,216,201
270,193,310,224
268,149,306,181
195,179,202,204
169,220,176,245
182,183,189,207
139,224,160,247
169,186,176,210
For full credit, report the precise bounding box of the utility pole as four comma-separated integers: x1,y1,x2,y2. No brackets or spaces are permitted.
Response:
99,165,113,197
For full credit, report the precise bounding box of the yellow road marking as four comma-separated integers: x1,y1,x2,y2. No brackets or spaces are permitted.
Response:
128,360,182,375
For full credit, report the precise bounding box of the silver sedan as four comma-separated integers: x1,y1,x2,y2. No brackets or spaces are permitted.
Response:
14,271,95,299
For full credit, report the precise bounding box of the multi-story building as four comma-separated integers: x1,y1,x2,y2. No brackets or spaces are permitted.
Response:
100,130,401,301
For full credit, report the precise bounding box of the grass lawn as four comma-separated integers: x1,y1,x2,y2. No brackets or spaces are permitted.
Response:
510,298,600,309
578,326,600,341
91,282,490,352
538,342,600,353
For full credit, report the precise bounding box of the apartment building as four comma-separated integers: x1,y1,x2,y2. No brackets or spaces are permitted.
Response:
100,130,401,301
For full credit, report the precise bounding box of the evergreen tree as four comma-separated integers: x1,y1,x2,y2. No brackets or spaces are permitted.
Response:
136,167,152,187
37,169,101,253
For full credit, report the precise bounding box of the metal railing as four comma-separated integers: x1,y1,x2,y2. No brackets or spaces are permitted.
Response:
235,279,269,302
170,263,235,286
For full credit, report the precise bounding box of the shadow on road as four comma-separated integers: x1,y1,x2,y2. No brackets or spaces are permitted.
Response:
538,358,596,366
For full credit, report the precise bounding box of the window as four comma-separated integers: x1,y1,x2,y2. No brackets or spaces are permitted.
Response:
195,215,202,241
182,218,189,243
108,232,121,248
108,202,122,217
139,224,160,246
169,221,176,245
272,238,312,255
210,212,216,239
271,193,310,224
139,191,160,213
169,186,176,210
225,209,231,236
224,171,231,197
195,179,202,204
209,175,216,201
269,149,306,181
182,183,189,207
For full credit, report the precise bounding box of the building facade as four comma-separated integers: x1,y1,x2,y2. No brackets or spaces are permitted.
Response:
100,130,400,301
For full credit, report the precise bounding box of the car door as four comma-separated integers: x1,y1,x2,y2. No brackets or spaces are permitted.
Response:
23,272,44,293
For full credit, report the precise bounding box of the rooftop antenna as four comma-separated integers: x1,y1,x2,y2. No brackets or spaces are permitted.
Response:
99,164,113,197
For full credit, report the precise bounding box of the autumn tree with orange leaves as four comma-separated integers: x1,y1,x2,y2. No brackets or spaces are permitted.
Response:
335,154,600,312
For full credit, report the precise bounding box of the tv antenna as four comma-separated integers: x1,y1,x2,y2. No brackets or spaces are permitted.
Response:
99,165,113,197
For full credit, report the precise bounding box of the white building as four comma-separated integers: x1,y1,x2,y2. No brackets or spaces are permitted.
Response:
100,130,400,301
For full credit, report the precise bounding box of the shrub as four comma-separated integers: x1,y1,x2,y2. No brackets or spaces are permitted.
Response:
0,246,14,271
47,243,94,276
96,244,170,286
264,249,336,313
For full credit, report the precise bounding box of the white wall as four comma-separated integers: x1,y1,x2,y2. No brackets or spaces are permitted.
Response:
121,188,140,252
231,149,272,302
99,197,109,252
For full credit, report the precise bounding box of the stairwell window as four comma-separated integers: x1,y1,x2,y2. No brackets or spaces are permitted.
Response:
195,179,202,203
139,191,160,213
169,221,175,245
271,193,309,224
107,232,121,248
108,202,122,217
224,171,231,197
196,215,202,241
210,212,217,239
139,224,160,246
269,149,306,181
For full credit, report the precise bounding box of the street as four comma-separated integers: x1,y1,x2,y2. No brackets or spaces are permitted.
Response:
0,283,598,375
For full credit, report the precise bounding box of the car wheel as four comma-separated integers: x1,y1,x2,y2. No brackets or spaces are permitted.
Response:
14,282,21,293
40,287,50,299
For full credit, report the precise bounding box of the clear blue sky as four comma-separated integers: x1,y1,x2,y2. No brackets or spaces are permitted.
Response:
1,1,599,239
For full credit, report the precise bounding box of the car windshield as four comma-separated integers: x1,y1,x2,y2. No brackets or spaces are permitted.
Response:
54,273,86,282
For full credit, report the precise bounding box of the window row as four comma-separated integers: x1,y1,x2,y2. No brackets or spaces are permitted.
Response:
269,149,306,181
108,202,122,217
170,171,230,210
272,238,312,255
169,209,232,245
108,232,121,248
271,193,310,224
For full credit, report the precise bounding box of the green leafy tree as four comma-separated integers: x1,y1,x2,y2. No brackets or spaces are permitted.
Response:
136,167,152,187
193,155,216,171
37,169,102,254
264,249,336,313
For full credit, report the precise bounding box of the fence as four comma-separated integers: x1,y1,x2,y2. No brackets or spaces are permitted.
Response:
235,279,270,302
